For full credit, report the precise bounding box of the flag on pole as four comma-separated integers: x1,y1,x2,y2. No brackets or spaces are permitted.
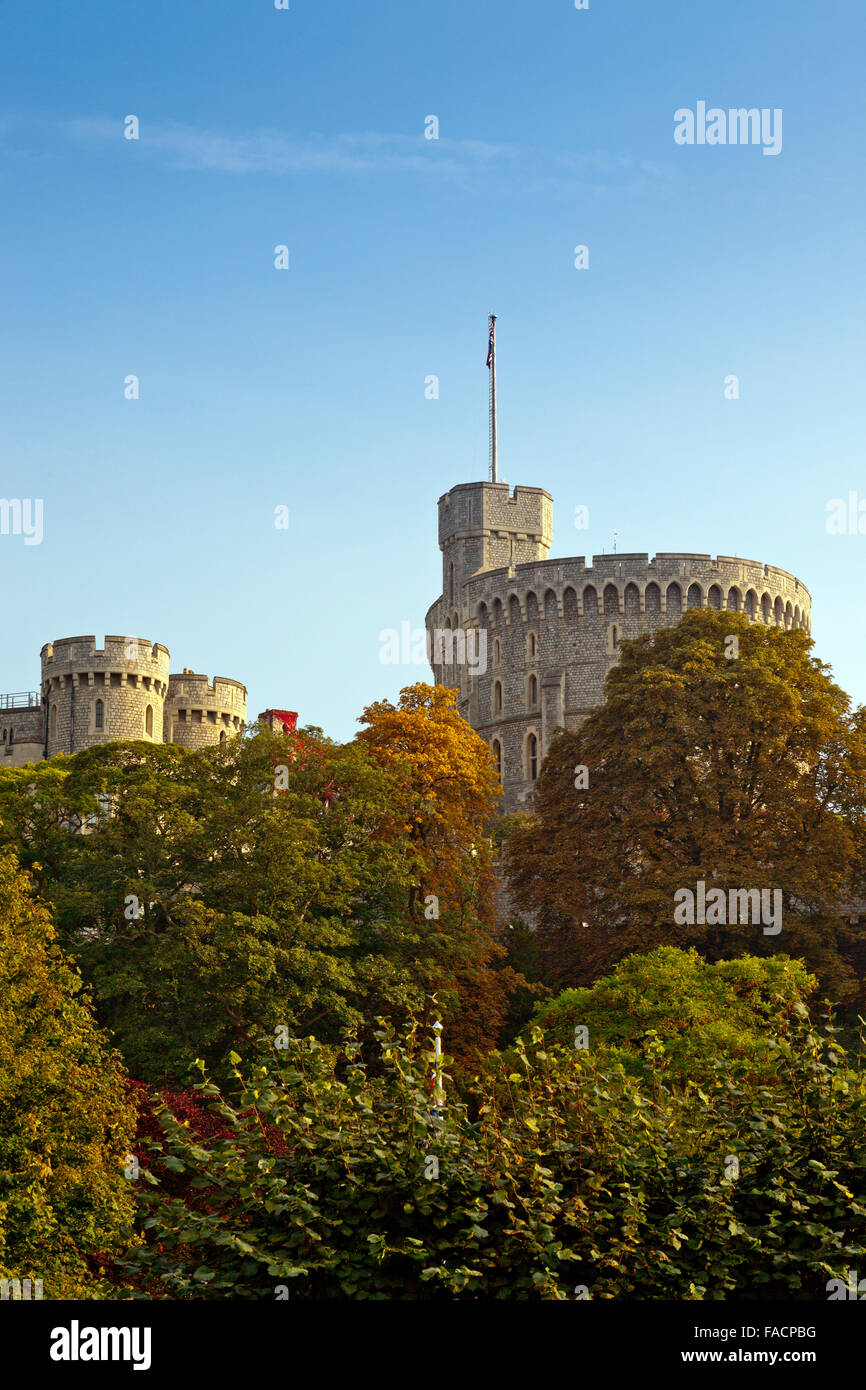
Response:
486,317,495,368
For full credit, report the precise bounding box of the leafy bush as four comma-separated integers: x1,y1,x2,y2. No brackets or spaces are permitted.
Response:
127,1006,866,1300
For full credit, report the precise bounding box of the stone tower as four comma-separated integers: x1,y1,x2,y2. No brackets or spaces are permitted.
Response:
427,482,812,812
163,670,247,748
438,481,553,609
41,635,171,757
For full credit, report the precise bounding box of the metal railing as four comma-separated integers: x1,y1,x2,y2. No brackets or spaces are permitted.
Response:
0,691,40,710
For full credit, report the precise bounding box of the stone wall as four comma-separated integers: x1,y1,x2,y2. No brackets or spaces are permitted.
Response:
1,702,45,767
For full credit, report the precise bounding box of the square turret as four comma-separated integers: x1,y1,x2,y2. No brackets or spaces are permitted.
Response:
438,481,553,606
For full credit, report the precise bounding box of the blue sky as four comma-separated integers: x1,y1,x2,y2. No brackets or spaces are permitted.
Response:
0,0,863,735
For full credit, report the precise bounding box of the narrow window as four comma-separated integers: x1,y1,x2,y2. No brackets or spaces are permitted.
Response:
94,699,104,730
528,674,537,706
145,704,153,737
494,681,503,714
220,730,226,745
51,705,57,737
492,739,502,783
528,734,538,781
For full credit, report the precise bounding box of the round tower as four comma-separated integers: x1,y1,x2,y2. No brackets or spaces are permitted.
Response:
41,635,170,758
428,484,813,813
163,670,247,748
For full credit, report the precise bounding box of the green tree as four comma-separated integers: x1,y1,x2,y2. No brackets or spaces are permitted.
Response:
527,946,817,1085
0,706,520,1082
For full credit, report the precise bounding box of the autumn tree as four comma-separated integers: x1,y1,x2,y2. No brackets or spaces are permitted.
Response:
504,610,866,1004
357,683,522,1062
0,852,137,1297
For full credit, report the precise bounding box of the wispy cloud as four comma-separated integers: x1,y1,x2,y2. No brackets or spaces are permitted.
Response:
1,113,671,196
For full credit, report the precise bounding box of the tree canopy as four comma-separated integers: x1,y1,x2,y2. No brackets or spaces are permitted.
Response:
504,610,866,1004
0,852,137,1298
0,687,517,1082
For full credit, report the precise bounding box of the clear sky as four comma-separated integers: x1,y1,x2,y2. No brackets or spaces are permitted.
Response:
0,0,863,736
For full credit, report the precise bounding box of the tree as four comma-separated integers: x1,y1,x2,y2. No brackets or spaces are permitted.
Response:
0,702,521,1082
528,946,817,1085
357,683,522,1063
504,610,866,1004
0,852,137,1298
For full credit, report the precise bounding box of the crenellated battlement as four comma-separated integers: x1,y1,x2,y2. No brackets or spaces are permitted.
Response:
167,671,247,707
41,636,171,668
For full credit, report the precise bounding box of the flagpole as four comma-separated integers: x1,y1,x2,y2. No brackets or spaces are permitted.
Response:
488,313,498,483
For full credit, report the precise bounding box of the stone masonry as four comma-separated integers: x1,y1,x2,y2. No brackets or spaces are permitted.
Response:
1,634,247,765
426,481,812,813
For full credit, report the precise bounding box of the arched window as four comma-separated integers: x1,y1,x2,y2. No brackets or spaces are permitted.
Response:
610,623,619,652
528,674,538,706
145,704,153,737
94,699,104,731
492,739,502,783
528,734,538,781
51,705,57,738
528,632,537,660
493,681,503,714
494,638,501,667
220,730,227,745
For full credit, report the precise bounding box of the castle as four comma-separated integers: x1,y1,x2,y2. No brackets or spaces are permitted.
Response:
0,635,248,767
426,480,812,813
